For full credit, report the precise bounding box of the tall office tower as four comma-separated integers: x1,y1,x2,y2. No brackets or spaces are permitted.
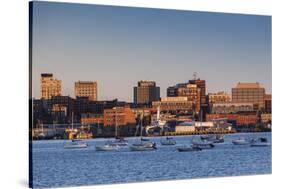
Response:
177,83,201,113
75,81,97,101
134,80,160,104
189,78,206,104
40,73,61,99
232,82,265,109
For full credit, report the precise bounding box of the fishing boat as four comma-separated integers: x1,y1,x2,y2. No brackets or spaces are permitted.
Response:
130,112,157,151
177,146,202,152
160,137,176,145
250,137,270,147
232,137,250,145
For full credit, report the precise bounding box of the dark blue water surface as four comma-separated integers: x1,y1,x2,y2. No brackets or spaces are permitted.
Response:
32,132,271,188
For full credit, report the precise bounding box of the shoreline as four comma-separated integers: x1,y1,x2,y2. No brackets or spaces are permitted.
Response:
31,130,271,141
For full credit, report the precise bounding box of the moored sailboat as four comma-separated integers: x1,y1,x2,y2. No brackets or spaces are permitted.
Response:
130,112,157,151
64,112,88,149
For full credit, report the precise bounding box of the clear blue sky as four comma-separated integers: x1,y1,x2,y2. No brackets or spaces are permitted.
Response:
32,1,272,102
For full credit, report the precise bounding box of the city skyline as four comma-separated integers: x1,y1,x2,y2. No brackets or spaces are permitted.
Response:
32,2,272,102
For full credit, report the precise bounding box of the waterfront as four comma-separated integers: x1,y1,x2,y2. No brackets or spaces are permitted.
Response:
32,132,271,188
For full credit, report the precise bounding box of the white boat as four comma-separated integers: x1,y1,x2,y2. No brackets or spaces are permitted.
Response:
160,137,176,145
177,146,202,152
130,112,157,151
232,137,250,145
191,136,214,149
64,112,88,149
64,141,88,149
201,134,224,143
191,143,214,149
250,138,270,147
108,137,128,146
130,143,157,151
95,143,120,151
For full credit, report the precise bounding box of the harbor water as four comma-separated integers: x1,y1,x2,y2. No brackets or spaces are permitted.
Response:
31,132,272,188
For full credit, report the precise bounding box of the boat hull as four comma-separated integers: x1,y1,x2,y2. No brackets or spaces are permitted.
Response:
232,140,250,145
161,141,176,145
64,143,88,149
95,145,119,151
132,142,154,148
130,146,156,151
177,147,202,152
251,143,270,147
192,143,214,149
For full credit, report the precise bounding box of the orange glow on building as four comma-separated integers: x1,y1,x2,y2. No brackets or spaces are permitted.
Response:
206,114,257,126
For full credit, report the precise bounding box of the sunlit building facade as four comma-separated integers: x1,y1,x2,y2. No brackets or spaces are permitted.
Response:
232,82,265,109
40,73,61,99
75,81,97,101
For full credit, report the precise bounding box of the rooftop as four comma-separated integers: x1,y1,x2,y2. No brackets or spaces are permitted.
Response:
235,82,263,89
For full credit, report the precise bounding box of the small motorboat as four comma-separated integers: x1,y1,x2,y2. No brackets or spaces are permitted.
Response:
201,134,224,143
132,141,155,148
95,143,120,151
130,142,157,151
232,137,250,145
64,141,88,149
212,134,224,143
177,146,202,152
160,137,176,145
192,143,214,149
108,137,128,146
250,137,270,147
191,137,214,149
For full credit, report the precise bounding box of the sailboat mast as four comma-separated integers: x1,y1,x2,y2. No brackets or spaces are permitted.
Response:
115,108,118,138
41,120,43,133
71,112,74,130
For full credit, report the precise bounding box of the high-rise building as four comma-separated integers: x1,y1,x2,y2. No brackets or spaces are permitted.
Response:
264,94,272,113
40,73,61,99
134,81,160,104
177,84,201,113
75,81,97,101
232,82,265,109
189,79,206,104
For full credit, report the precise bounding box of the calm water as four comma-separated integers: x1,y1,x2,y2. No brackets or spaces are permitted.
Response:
31,132,272,188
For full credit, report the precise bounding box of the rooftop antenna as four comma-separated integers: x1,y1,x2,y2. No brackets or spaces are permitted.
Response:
193,72,198,80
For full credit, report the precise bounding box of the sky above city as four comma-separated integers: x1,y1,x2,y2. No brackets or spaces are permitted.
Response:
32,1,272,102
